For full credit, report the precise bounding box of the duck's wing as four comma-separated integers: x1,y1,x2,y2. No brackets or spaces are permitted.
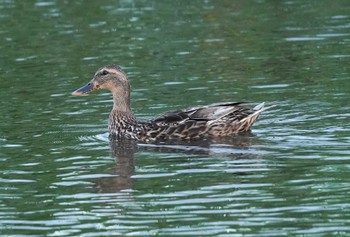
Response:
183,102,251,121
186,102,267,134
144,102,267,141
144,104,220,140
152,102,259,124
143,111,207,140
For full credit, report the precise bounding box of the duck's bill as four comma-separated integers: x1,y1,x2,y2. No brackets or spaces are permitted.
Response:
72,82,94,96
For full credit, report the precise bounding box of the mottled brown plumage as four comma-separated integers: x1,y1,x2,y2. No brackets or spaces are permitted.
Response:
72,65,269,142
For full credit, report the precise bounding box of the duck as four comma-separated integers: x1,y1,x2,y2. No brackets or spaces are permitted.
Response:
72,65,269,142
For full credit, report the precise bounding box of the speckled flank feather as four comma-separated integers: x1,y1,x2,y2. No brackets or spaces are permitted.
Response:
72,65,270,142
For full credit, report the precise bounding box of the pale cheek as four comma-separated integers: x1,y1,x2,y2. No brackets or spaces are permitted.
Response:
101,84,117,92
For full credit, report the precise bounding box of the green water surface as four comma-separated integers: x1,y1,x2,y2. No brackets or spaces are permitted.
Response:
1,0,350,236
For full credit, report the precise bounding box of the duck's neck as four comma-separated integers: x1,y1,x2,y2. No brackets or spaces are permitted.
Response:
112,90,132,113
110,88,137,119
109,88,138,128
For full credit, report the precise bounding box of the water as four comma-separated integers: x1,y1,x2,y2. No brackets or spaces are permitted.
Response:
1,0,350,236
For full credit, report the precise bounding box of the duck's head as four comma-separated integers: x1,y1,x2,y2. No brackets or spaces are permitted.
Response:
72,65,130,96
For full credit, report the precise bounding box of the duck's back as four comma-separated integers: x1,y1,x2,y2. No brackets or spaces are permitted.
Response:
138,102,265,142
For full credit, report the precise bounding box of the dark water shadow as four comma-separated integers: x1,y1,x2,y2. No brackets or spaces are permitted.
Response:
96,133,263,193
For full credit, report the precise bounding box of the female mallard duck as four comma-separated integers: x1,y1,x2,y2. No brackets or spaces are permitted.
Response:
72,65,268,142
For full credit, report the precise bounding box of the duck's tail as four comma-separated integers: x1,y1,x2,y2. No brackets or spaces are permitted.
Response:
238,102,275,132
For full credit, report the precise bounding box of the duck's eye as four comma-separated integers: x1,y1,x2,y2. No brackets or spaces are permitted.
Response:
101,70,109,75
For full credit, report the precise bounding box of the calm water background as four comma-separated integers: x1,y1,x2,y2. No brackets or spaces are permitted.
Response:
1,0,350,236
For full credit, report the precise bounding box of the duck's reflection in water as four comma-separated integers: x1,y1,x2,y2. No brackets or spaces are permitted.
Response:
96,133,262,194
95,139,137,193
